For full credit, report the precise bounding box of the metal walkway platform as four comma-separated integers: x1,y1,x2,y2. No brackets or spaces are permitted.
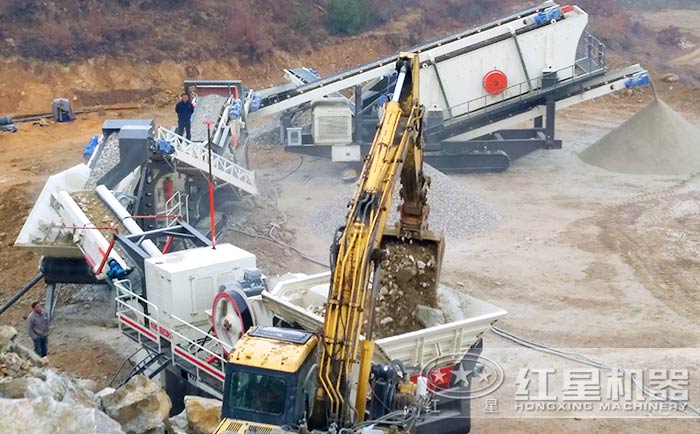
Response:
157,127,257,195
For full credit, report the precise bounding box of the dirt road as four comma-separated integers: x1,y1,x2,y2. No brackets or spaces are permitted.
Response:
266,97,700,432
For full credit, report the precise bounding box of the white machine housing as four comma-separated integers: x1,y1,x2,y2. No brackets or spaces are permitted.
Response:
145,243,257,332
262,272,507,367
312,98,353,146
15,164,90,257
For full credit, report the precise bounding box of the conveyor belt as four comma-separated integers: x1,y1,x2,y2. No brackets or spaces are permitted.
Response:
259,1,555,113
191,95,228,142
70,191,132,265
285,68,320,85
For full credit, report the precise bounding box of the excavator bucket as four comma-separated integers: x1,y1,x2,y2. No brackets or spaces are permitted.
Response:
371,227,445,339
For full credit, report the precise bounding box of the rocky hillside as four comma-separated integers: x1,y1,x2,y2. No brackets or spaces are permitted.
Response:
0,0,513,63
0,0,672,63
0,325,221,434
1,0,697,114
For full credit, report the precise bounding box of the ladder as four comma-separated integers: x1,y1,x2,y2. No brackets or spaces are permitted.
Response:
157,127,257,195
112,349,171,389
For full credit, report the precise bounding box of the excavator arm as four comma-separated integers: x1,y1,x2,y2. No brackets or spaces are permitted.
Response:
317,52,444,427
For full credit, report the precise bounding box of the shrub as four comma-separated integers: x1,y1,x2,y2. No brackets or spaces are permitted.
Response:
326,0,368,35
657,26,682,47
290,1,311,33
0,0,40,23
225,6,273,60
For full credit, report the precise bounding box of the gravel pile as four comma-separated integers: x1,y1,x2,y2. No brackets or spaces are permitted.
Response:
191,95,228,142
312,165,501,239
85,133,119,189
71,191,125,237
248,121,281,147
580,99,700,175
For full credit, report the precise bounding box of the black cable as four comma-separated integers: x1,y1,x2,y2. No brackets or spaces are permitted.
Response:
109,347,146,387
273,156,304,182
0,273,44,317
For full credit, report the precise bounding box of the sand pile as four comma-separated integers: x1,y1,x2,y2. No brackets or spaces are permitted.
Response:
580,99,700,175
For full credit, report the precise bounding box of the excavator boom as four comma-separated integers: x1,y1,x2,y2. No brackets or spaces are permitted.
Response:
214,52,445,434
317,52,444,426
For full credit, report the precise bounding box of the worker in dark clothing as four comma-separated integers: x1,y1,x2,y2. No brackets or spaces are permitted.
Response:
27,301,49,357
175,93,195,140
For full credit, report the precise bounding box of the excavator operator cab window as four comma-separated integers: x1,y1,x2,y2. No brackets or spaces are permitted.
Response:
228,370,287,415
222,363,300,427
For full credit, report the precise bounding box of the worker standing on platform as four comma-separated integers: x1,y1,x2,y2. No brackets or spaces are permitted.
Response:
27,301,49,358
175,93,195,140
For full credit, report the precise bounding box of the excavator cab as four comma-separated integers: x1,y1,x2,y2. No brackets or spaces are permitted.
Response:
215,326,319,433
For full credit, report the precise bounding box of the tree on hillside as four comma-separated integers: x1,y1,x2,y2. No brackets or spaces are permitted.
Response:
326,0,368,35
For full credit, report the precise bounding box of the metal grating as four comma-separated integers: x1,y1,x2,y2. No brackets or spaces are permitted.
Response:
249,326,313,344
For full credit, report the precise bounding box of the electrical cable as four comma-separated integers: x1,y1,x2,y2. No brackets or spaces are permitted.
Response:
273,156,304,182
491,326,700,417
228,227,328,268
109,347,146,387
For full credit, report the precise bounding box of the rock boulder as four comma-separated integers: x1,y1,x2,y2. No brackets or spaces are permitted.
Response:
0,396,125,434
0,377,31,399
0,326,17,353
416,305,446,328
184,396,222,434
101,375,171,434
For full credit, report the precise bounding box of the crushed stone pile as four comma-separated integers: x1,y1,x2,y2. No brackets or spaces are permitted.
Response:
312,164,501,239
248,122,281,147
370,238,440,339
86,133,120,189
191,95,228,142
580,99,700,176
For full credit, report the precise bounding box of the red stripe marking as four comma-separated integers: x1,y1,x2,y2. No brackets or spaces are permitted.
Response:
162,235,174,254
83,253,96,269
174,347,225,380
119,316,158,342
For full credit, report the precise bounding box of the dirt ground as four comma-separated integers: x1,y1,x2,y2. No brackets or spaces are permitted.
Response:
2,88,700,431
267,96,700,433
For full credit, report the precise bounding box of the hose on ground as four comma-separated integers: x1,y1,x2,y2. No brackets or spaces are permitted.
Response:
491,325,700,417
0,273,44,317
228,228,328,268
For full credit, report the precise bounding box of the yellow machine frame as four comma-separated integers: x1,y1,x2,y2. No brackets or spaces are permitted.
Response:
318,52,437,426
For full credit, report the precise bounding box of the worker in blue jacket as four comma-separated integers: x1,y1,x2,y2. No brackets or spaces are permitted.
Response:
175,93,195,140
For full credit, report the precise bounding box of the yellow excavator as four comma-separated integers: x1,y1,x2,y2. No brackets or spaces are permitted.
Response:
213,52,450,434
